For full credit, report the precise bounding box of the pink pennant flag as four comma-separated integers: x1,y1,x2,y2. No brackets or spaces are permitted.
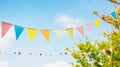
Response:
104,15,109,22
1,21,13,38
76,26,84,36
86,23,92,32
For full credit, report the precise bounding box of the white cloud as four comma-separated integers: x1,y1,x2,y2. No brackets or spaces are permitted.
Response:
0,26,15,49
43,61,72,67
0,61,9,67
56,14,86,36
56,14,84,28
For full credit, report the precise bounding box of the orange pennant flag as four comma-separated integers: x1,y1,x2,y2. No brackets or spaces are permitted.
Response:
76,26,84,35
41,30,50,42
117,7,120,13
1,21,13,38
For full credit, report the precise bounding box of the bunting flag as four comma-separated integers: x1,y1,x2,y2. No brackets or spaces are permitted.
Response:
94,19,100,28
117,7,120,13
86,23,92,32
14,25,24,40
104,15,109,22
76,26,84,35
65,28,73,38
111,11,117,19
1,21,13,38
27,28,37,41
53,30,62,39
41,30,50,42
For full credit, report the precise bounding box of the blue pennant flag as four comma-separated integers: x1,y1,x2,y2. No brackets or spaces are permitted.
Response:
111,11,117,19
14,25,24,40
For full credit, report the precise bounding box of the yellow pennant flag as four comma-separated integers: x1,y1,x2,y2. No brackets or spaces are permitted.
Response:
53,30,62,39
65,28,73,38
94,19,100,28
41,30,50,42
27,28,37,41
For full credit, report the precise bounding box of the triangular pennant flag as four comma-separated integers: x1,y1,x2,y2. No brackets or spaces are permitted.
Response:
104,15,109,22
27,28,37,41
94,19,100,28
41,30,50,42
1,21,13,38
86,23,92,32
14,25,24,40
117,7,120,13
65,28,73,38
53,30,62,39
76,26,84,35
111,11,117,19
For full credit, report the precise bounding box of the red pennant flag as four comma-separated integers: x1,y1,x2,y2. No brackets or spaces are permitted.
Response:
86,23,92,32
76,26,84,35
1,21,13,38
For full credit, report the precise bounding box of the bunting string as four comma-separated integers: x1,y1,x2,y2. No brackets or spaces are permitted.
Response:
0,51,69,56
0,45,119,57
1,19,101,42
1,11,117,42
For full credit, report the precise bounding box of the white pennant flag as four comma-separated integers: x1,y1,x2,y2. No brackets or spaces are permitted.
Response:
53,30,62,39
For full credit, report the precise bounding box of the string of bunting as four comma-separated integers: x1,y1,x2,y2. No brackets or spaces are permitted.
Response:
1,19,101,42
79,45,120,58
1,10,116,42
0,44,119,57
0,51,69,56
0,43,118,57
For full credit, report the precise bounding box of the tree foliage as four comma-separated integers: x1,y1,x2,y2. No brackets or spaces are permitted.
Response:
66,0,120,67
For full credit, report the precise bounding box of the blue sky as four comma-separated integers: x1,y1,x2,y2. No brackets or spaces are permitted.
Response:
0,0,114,67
